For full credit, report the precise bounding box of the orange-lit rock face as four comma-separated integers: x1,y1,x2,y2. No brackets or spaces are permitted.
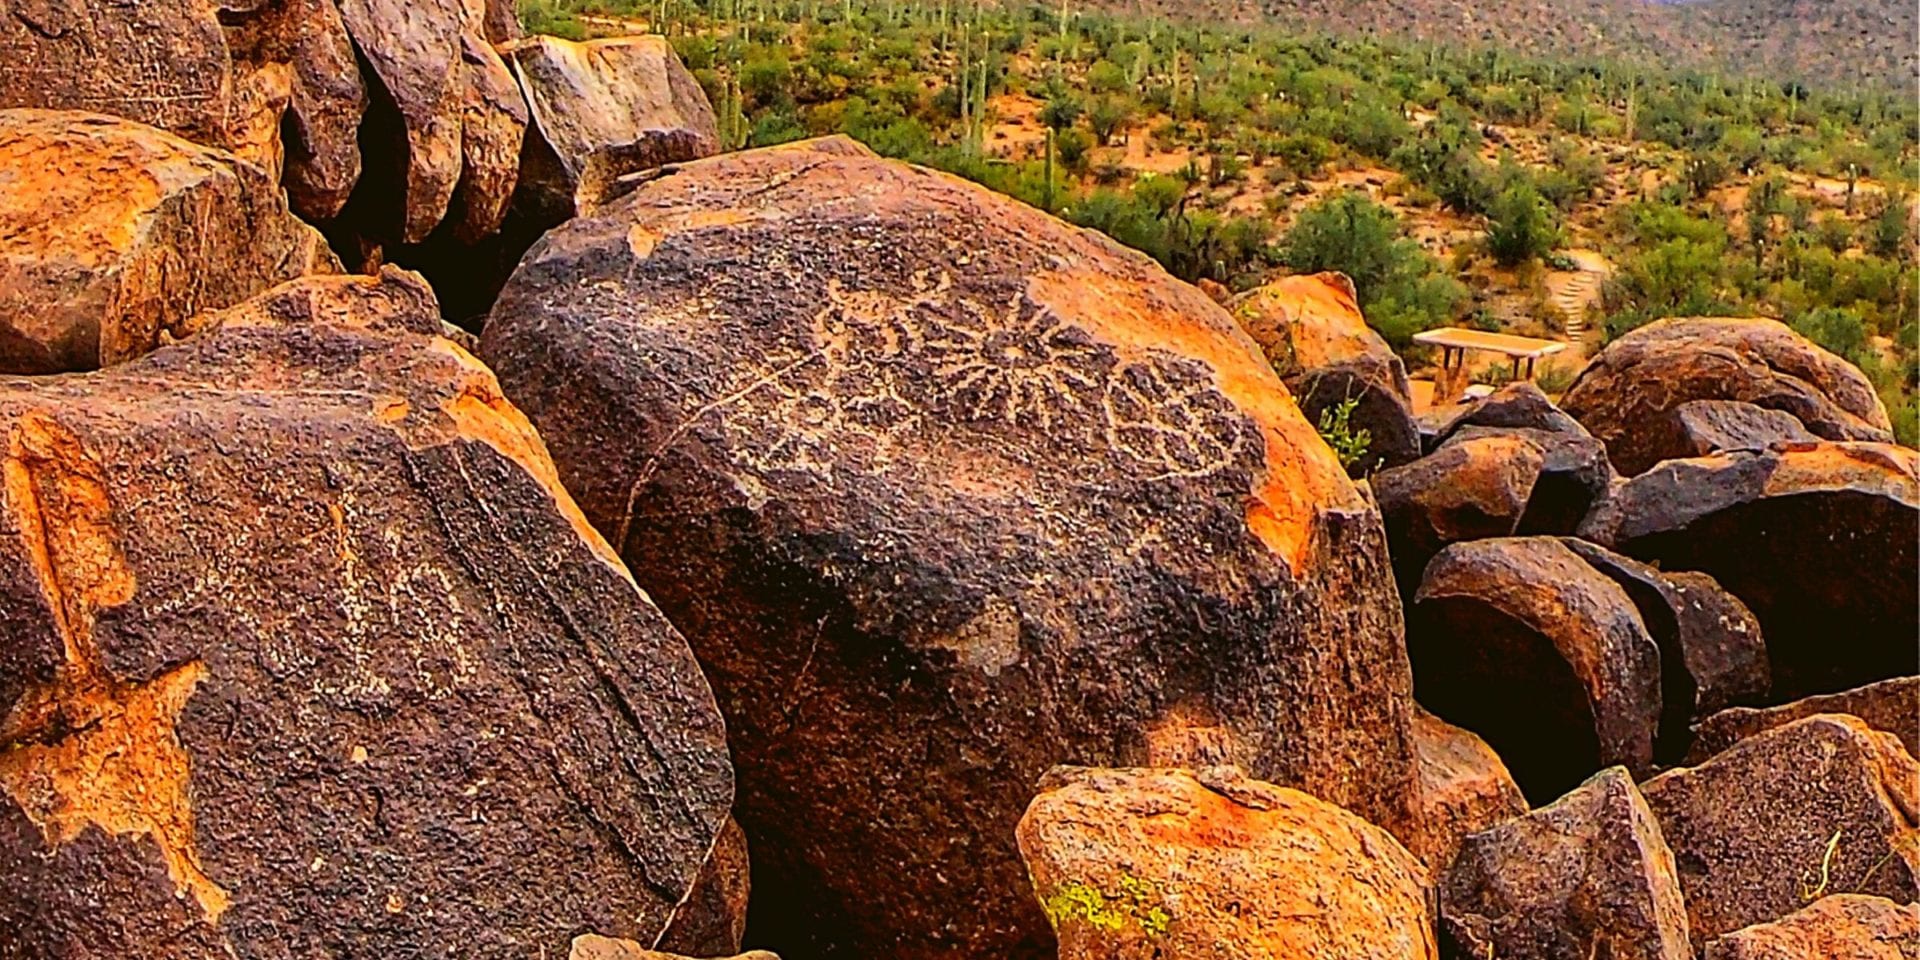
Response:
0,413,227,922
481,138,1420,960
0,109,339,375
1017,766,1437,960
1230,272,1419,475
0,271,732,958
1703,894,1919,960
1234,272,1380,374
1408,707,1528,873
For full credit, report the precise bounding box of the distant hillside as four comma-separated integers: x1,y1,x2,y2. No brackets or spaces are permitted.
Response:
1090,0,1917,92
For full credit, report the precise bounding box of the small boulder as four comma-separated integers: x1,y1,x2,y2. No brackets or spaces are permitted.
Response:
0,271,734,956
1373,434,1544,599
480,139,1422,958
1232,272,1419,474
1441,425,1612,535
1580,443,1918,700
1688,677,1919,764
0,109,338,374
1703,894,1919,960
1018,766,1437,960
1426,380,1587,452
1560,317,1893,476
1640,715,1920,943
1441,767,1693,960
1563,539,1769,761
1411,537,1664,801
506,34,720,227
1410,706,1528,874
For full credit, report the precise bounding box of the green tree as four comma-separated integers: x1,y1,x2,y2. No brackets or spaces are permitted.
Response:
1486,180,1560,266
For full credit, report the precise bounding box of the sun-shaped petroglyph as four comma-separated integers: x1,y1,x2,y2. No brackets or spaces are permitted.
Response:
704,270,1250,481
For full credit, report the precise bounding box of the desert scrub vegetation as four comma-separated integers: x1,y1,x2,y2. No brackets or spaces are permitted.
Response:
522,0,1919,442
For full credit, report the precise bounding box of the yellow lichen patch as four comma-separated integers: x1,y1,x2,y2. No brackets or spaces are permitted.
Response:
421,339,633,581
0,411,230,923
0,661,229,923
1027,270,1363,572
1763,442,1920,503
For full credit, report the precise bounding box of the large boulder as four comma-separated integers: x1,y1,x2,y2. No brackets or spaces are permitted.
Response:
0,109,338,375
0,0,368,223
479,138,1422,958
1687,676,1920,765
1231,272,1418,475
1640,715,1920,943
1563,539,1770,761
1703,895,1919,960
1440,767,1693,960
0,270,734,957
1409,706,1528,874
1017,766,1436,960
1410,537,1663,801
1560,317,1893,476
1580,442,1919,700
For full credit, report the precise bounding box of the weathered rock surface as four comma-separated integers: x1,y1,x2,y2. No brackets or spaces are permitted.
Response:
1652,399,1823,462
1018,766,1437,960
1702,895,1920,960
1410,537,1663,801
1563,539,1769,761
571,936,780,960
0,109,339,375
480,139,1421,959
0,0,369,223
506,35,720,226
1640,715,1920,943
657,817,752,957
1580,443,1919,700
1442,425,1612,535
0,270,734,957
1373,434,1542,599
1232,272,1418,475
1441,767,1693,960
1410,706,1528,874
1687,677,1920,765
1560,317,1894,476
449,30,531,244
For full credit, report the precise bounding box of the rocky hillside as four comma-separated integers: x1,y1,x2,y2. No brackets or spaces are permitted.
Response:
1097,0,1918,91
0,3,1916,960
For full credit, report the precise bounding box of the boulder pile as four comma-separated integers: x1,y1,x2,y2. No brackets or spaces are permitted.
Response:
0,10,1914,960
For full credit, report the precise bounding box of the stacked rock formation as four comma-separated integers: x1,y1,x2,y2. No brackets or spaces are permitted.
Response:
1231,272,1421,475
